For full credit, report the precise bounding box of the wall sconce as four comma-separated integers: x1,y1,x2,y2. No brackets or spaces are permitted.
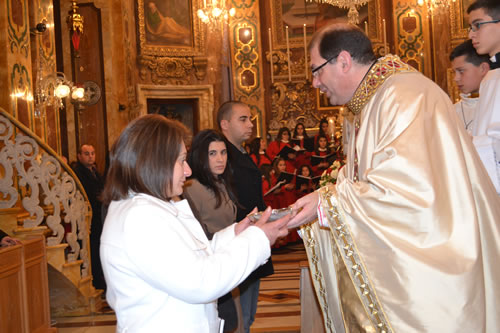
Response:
34,72,88,112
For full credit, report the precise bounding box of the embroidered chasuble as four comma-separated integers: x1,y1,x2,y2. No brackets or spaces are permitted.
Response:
301,55,500,333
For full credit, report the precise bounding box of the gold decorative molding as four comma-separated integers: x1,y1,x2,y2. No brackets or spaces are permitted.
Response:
139,55,194,85
136,84,215,130
193,56,208,81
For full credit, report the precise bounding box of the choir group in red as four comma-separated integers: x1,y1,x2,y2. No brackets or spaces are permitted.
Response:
247,120,342,246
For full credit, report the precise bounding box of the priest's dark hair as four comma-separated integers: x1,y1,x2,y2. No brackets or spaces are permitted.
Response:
309,23,376,66
450,39,490,66
467,0,500,20
187,129,239,209
101,114,189,204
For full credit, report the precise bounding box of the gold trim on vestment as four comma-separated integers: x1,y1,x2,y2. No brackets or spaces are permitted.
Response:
301,224,336,333
319,186,394,333
346,55,416,115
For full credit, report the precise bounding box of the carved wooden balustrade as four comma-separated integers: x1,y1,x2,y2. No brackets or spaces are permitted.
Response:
0,107,102,315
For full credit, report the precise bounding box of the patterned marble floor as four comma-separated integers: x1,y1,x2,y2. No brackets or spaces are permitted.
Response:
53,242,307,333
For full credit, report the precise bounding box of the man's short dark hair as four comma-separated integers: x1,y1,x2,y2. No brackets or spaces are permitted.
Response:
101,114,189,205
309,24,376,66
77,143,94,154
216,100,247,129
450,39,491,65
467,0,500,20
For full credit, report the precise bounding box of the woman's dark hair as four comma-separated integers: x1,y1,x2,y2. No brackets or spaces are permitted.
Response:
318,118,329,136
260,164,273,186
187,129,238,209
276,127,291,141
299,164,313,177
101,114,189,205
272,157,285,175
249,137,262,165
315,134,330,153
293,122,309,138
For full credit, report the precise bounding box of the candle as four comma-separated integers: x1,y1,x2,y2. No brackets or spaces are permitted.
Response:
204,0,206,8
268,28,274,83
382,19,387,55
328,117,335,137
286,25,291,82
303,24,308,80
364,21,368,35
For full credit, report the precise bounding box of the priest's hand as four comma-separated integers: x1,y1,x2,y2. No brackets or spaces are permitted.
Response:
288,191,319,228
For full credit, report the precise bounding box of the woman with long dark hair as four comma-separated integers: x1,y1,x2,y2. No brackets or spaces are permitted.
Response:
248,137,272,167
183,129,242,331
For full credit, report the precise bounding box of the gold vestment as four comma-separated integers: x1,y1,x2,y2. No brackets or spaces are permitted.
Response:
302,55,500,333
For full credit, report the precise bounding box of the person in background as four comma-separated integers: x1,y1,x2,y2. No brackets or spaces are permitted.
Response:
314,118,330,147
260,164,276,209
183,129,241,332
291,122,312,167
100,114,289,332
312,134,331,176
450,39,490,132
248,137,272,167
0,229,21,247
296,164,316,198
266,127,292,160
218,101,275,333
467,0,500,195
288,23,500,332
72,143,106,291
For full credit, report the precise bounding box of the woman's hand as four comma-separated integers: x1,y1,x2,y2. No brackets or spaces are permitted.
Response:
235,207,289,246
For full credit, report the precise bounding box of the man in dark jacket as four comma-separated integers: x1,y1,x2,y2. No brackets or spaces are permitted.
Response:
218,101,274,333
72,144,106,291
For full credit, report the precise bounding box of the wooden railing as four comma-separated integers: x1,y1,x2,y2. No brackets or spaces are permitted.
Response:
0,107,101,315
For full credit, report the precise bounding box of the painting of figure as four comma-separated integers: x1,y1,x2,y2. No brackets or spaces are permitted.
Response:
144,0,192,46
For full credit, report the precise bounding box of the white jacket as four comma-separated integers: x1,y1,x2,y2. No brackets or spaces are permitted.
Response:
100,193,270,332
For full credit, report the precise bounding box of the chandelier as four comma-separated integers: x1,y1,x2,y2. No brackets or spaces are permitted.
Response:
197,0,235,29
418,0,456,15
306,0,370,24
34,72,87,111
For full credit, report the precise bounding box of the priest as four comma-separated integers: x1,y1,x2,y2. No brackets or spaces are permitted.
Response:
288,23,500,333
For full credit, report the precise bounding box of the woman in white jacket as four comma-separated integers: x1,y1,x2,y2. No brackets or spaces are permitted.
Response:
100,114,289,332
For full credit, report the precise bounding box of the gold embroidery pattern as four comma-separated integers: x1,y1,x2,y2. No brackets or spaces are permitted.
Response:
319,187,393,333
346,55,416,115
301,224,335,333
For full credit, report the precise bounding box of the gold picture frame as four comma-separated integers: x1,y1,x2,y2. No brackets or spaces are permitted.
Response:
137,0,206,57
450,0,474,42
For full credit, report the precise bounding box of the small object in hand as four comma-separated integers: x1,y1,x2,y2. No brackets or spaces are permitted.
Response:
247,207,294,223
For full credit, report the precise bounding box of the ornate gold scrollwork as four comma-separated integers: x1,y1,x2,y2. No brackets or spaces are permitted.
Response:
139,55,194,85
193,56,208,81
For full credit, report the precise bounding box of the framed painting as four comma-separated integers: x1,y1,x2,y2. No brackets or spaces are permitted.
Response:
137,0,205,56
270,0,372,48
147,98,199,133
451,0,474,42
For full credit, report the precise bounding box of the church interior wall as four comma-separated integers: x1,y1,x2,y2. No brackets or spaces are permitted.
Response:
0,0,468,172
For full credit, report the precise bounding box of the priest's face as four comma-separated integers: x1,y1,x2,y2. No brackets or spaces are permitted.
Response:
468,8,500,57
310,45,350,106
451,55,488,94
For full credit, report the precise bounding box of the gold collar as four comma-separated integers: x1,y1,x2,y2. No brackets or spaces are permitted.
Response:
346,55,417,115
